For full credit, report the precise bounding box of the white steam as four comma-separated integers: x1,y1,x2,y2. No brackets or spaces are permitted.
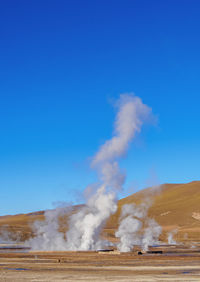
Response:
142,218,162,251
26,93,154,251
26,205,72,251
0,226,21,244
116,203,162,252
167,229,178,245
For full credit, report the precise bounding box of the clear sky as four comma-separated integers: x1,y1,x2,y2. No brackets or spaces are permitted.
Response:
0,0,200,215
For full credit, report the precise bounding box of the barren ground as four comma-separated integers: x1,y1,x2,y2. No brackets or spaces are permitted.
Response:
1,182,200,281
0,244,200,281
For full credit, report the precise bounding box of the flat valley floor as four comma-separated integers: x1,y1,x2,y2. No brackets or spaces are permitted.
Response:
0,245,200,281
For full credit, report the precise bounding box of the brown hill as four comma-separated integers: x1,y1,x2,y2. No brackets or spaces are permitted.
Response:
105,181,200,242
0,181,200,243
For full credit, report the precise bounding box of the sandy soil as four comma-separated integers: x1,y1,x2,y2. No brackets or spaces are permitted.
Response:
0,245,200,281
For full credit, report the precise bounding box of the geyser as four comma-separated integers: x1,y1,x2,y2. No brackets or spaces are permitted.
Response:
26,93,161,251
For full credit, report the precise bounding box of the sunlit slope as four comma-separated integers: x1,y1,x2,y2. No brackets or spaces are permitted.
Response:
0,211,44,241
0,181,200,242
124,181,200,226
106,181,200,241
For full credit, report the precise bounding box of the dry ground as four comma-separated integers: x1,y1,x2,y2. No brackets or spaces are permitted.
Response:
0,245,200,281
0,181,200,281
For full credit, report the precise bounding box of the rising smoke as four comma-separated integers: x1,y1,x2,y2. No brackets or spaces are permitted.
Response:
26,93,160,251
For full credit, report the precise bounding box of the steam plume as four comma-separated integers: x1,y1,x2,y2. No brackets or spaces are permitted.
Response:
167,229,178,245
116,202,162,252
27,93,153,251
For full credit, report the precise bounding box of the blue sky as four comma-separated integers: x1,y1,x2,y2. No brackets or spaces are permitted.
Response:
0,0,200,215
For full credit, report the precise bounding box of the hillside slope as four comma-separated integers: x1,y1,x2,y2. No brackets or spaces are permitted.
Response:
0,181,200,242
105,181,200,241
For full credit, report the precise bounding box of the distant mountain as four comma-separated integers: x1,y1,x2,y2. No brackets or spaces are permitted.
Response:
0,181,200,242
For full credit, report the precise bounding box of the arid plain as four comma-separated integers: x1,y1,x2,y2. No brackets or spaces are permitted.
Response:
0,246,200,281
0,181,200,281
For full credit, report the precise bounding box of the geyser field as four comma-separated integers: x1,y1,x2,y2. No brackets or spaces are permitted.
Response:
26,94,161,252
0,95,200,281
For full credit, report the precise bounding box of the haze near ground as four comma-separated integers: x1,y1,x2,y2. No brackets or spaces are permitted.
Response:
0,181,199,244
